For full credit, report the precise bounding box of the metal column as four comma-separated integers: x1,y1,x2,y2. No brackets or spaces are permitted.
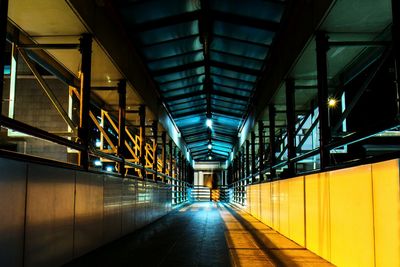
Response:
139,105,146,178
0,0,8,117
251,131,256,182
78,34,92,170
161,131,167,175
316,32,330,169
245,140,250,178
392,0,400,115
152,120,158,181
117,79,126,176
258,121,264,181
285,79,296,176
269,105,276,179
169,139,173,177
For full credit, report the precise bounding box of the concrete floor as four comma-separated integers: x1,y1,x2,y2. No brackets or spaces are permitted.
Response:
64,202,333,267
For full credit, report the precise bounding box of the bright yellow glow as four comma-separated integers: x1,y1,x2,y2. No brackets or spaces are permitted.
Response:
372,160,400,267
327,98,337,108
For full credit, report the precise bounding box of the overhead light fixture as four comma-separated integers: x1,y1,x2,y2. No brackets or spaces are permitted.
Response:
208,144,212,149
208,156,212,160
94,160,102,167
206,118,212,128
95,139,101,148
106,166,113,172
328,97,338,108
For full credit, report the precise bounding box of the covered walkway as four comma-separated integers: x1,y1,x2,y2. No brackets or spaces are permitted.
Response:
65,203,332,267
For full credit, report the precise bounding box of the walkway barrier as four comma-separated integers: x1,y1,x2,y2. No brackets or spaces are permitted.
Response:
0,155,172,267
242,159,400,267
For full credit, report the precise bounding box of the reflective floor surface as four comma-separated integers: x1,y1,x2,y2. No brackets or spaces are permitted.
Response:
64,202,333,267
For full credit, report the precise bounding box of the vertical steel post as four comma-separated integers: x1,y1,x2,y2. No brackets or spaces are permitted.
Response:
117,80,126,176
251,131,256,182
161,131,167,175
286,79,296,176
258,121,264,181
269,105,276,179
78,34,92,170
245,140,250,178
169,140,173,177
238,151,242,181
316,32,330,169
0,0,8,118
139,105,146,178
392,0,400,115
152,120,158,181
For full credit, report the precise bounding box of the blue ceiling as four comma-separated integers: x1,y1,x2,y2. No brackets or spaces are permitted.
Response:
114,0,287,161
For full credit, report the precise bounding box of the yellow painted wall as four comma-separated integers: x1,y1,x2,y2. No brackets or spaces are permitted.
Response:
372,160,400,267
305,173,331,261
279,180,289,237
288,176,305,247
271,181,280,231
244,159,400,267
329,164,375,267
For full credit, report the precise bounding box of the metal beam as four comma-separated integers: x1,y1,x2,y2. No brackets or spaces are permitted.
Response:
152,120,158,181
212,108,243,119
210,60,260,76
134,10,200,32
0,0,8,119
269,105,276,179
285,79,296,176
78,34,92,170
210,10,279,32
139,105,146,178
152,60,204,76
169,139,173,176
174,109,206,119
316,32,330,169
118,80,126,176
258,120,265,181
393,0,400,116
251,131,256,180
18,43,80,49
19,49,77,132
246,140,250,178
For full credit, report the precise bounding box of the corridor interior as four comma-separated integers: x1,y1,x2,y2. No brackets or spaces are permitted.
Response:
65,202,332,267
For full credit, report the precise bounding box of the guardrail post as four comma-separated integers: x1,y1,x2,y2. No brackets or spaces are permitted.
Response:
0,0,8,120
78,34,92,170
286,79,296,176
118,79,126,176
269,105,276,179
139,105,146,178
316,32,331,170
392,0,400,116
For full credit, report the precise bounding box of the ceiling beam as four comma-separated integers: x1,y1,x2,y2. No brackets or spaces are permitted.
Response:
210,10,279,31
174,109,207,119
152,60,204,76
212,108,243,118
210,60,260,76
133,10,201,32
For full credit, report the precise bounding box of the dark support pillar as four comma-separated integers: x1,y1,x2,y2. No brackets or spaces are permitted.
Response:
78,34,92,170
139,105,146,178
241,147,245,180
245,140,250,178
258,121,264,181
286,79,296,176
161,131,167,175
251,131,256,182
152,120,158,181
269,105,276,179
0,0,8,117
238,151,242,180
392,0,400,115
169,140,173,177
117,80,126,176
316,32,330,170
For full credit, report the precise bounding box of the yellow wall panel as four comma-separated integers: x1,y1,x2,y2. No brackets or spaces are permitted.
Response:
329,165,375,267
279,180,289,237
260,182,272,226
271,181,280,231
254,184,261,220
372,159,400,267
245,186,251,213
305,173,331,261
288,176,305,246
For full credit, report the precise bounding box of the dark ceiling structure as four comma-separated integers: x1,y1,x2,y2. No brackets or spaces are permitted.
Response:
113,0,288,161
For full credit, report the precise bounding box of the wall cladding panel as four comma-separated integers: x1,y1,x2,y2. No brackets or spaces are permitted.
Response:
135,179,147,229
0,158,27,267
25,164,75,267
122,178,136,235
74,171,104,257
103,175,122,243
